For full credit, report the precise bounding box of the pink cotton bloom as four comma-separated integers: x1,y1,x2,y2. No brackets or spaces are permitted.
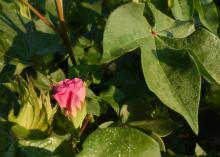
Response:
52,78,86,117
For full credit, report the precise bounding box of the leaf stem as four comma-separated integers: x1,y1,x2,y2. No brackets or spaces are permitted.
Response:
55,0,76,65
79,114,93,136
18,0,60,34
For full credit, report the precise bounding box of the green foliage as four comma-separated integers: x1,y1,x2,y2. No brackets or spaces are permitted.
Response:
102,2,200,134
0,0,220,156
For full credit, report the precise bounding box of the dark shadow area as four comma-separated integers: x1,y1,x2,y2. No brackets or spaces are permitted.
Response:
0,12,63,65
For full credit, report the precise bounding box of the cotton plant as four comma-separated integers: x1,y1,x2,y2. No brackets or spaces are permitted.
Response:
0,0,219,156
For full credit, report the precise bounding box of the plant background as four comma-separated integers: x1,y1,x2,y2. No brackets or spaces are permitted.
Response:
0,0,220,156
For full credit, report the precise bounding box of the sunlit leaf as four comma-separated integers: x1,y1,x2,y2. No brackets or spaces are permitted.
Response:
77,127,161,157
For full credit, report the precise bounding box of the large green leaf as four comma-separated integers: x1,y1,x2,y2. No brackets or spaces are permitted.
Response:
194,0,219,34
102,2,195,63
186,28,220,85
102,2,151,63
102,2,199,133
140,38,201,134
77,127,161,157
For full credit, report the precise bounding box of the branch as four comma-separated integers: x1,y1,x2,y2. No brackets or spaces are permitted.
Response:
79,114,93,136
55,0,76,65
19,0,60,34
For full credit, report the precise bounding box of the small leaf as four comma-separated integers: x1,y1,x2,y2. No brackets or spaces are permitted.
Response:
18,134,71,152
99,86,124,115
86,98,100,116
69,102,87,129
98,121,114,128
195,143,207,156
31,71,51,91
51,69,65,82
128,119,178,137
77,127,161,157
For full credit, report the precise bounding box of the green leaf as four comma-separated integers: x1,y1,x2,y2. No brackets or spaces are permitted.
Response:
140,38,201,134
86,98,100,116
86,88,100,116
102,2,151,63
195,143,207,156
16,1,31,19
18,134,71,153
51,69,65,82
31,71,51,91
186,28,220,85
102,2,199,133
77,127,161,157
98,121,114,128
69,102,87,129
170,0,194,21
99,86,124,115
45,0,58,19
102,2,195,63
128,119,178,137
120,96,151,123
194,0,219,34
86,89,100,116
149,3,195,38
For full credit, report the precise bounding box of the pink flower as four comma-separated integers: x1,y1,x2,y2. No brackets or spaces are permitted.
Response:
52,78,86,117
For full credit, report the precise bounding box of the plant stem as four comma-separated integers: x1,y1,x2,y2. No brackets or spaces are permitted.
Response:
55,0,76,65
19,0,60,34
79,114,93,136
